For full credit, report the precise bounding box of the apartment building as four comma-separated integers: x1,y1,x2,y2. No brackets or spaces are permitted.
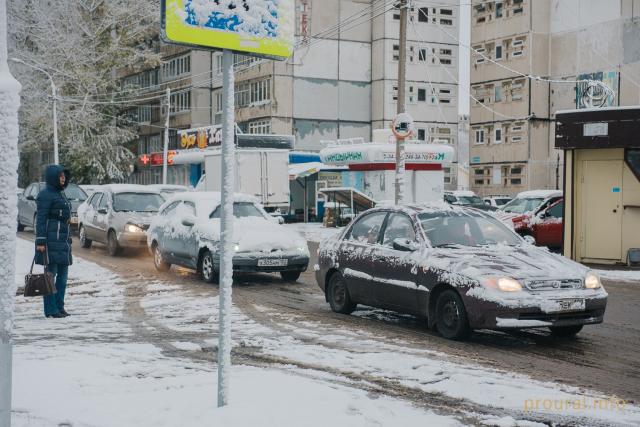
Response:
125,0,461,187
469,0,640,197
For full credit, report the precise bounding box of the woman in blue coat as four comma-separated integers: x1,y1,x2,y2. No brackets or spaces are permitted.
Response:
35,164,73,318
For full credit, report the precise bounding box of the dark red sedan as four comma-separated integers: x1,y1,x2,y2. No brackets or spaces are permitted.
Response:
513,199,564,249
315,204,607,340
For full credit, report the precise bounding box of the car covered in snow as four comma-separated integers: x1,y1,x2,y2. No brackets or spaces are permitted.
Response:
496,190,563,233
516,199,564,249
315,203,607,340
483,195,512,208
147,184,192,199
18,181,88,233
147,192,310,282
443,190,497,212
77,184,165,256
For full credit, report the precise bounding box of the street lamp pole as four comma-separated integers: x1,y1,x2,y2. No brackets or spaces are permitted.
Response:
10,57,58,164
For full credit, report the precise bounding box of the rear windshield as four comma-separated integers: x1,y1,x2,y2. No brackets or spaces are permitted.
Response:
454,196,483,205
210,202,265,219
419,212,521,247
113,193,164,212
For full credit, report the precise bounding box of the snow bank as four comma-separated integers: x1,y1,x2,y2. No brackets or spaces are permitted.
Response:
595,268,640,284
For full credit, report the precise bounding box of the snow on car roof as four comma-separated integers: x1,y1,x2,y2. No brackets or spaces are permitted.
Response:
515,189,562,199
101,184,162,194
148,184,190,190
161,191,260,218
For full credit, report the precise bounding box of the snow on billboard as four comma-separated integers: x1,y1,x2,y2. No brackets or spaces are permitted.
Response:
162,0,294,59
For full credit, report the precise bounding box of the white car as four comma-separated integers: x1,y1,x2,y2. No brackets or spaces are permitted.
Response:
147,192,310,282
148,184,192,199
483,195,512,208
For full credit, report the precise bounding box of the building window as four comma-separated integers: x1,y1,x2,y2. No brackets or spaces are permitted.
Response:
215,54,223,75
474,129,485,144
162,54,191,81
511,178,522,185
440,48,452,56
392,44,400,61
624,149,640,180
495,45,503,60
495,2,503,18
417,128,426,140
250,78,271,104
235,82,250,107
170,91,191,114
418,48,427,61
417,88,427,102
440,9,452,16
511,167,522,175
494,127,502,144
247,119,271,134
440,58,452,65
418,7,429,22
440,19,453,25
494,86,502,102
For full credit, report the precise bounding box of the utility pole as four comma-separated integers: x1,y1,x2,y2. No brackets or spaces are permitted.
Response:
218,49,235,408
0,0,22,425
162,87,170,184
395,0,409,204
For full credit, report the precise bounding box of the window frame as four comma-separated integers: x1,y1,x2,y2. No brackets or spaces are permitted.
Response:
381,213,419,248
344,211,389,245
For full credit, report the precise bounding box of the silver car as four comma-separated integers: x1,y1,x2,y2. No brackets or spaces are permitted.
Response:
77,184,165,256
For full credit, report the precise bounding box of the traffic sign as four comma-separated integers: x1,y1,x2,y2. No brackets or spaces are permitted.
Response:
161,0,294,59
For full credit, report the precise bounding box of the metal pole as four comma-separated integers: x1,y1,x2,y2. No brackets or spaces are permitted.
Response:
162,87,170,184
303,176,308,223
395,0,408,204
218,49,235,408
52,81,58,164
0,0,22,424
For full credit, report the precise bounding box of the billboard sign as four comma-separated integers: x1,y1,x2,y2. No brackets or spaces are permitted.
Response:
162,0,295,59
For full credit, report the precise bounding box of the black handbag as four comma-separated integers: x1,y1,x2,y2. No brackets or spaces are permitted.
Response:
24,253,57,297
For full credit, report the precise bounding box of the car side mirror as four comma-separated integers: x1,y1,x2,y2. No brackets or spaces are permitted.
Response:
98,208,108,214
523,235,536,245
392,238,418,252
181,215,196,227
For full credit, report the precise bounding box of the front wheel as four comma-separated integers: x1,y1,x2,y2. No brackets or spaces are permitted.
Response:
153,244,170,271
79,225,92,248
435,289,471,340
280,271,301,282
107,230,121,256
327,273,356,314
549,325,583,338
200,251,219,283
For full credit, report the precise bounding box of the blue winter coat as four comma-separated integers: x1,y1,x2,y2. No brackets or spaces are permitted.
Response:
35,165,73,266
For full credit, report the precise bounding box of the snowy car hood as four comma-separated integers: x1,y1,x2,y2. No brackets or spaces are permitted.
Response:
199,217,307,253
424,244,588,283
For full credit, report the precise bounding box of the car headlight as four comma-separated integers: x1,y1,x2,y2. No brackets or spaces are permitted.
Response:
125,223,144,233
233,244,240,252
482,277,523,292
585,272,601,289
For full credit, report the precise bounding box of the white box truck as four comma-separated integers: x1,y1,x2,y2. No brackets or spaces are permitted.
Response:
199,149,290,210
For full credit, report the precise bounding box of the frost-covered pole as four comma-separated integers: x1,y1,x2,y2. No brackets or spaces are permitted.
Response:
395,0,408,205
217,49,235,408
162,87,170,184
0,0,22,423
51,81,58,164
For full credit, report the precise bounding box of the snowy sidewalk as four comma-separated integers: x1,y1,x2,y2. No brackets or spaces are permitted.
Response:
11,237,640,427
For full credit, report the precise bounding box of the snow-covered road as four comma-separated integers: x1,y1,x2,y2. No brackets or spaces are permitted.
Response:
11,237,640,426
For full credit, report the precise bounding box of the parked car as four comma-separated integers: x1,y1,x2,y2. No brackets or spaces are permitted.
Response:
148,184,191,199
315,204,607,340
77,184,165,256
147,192,310,282
483,195,512,208
444,190,497,212
497,190,563,234
80,185,102,196
517,199,564,249
17,181,87,232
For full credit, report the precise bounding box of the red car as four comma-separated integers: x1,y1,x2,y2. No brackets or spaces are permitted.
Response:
513,199,564,249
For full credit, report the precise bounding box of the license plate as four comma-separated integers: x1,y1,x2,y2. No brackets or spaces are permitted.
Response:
258,258,288,267
550,298,585,313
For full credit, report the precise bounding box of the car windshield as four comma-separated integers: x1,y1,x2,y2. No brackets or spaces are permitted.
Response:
63,184,87,201
113,192,164,212
495,198,510,206
500,197,544,214
210,202,265,219
419,212,521,247
454,196,483,205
